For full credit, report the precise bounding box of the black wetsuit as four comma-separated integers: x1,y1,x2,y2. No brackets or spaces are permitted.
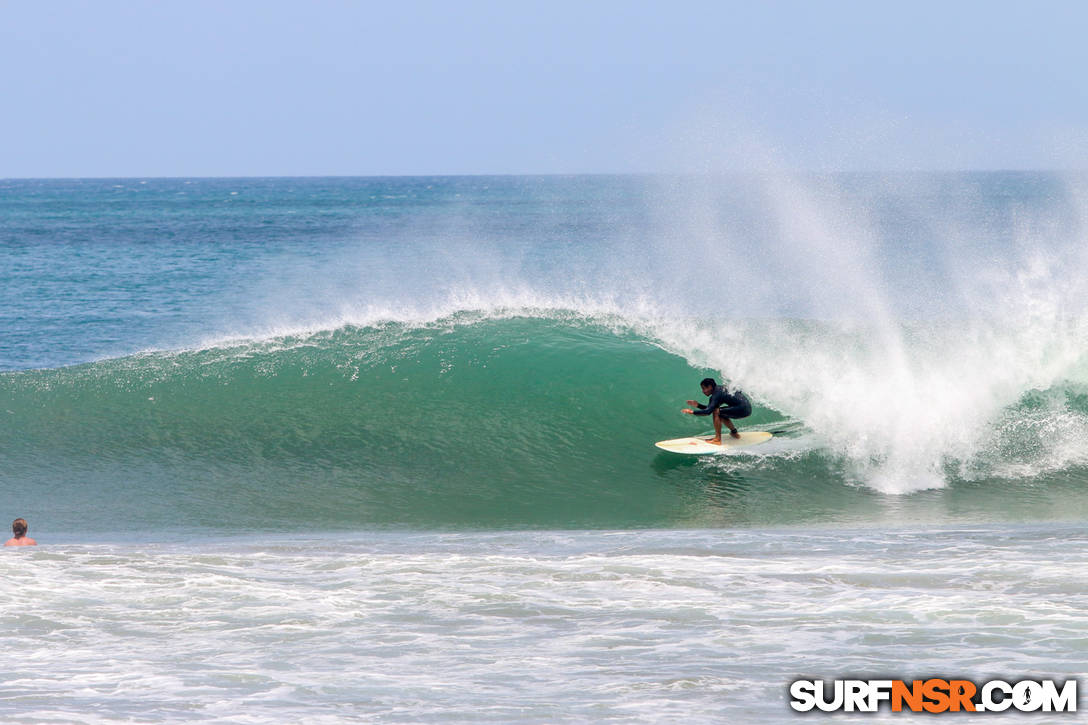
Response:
694,385,752,420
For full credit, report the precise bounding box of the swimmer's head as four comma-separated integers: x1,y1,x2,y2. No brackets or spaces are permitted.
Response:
12,518,27,538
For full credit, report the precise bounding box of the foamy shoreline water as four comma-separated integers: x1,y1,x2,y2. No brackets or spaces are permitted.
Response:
2,524,1085,723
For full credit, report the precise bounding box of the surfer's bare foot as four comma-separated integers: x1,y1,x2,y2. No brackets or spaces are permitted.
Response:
730,430,741,439
708,438,722,445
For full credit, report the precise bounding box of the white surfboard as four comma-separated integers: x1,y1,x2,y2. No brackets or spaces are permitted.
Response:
655,431,772,454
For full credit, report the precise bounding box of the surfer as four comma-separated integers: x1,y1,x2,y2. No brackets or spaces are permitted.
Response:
4,518,37,547
682,377,752,444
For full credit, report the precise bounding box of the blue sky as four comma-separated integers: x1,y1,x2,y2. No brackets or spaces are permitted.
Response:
2,1,1086,177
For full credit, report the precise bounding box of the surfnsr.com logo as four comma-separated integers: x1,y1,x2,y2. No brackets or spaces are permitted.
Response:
789,679,1077,713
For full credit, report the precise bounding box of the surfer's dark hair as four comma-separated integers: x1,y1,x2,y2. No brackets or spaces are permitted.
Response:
11,518,27,538
700,378,716,388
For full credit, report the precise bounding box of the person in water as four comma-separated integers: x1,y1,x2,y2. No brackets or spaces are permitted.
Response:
682,377,752,444
5,518,37,546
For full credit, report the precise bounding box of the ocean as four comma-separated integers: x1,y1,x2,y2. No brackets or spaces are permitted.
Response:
2,174,1087,721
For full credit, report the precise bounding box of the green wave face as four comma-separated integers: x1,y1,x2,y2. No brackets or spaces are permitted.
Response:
4,315,1088,534
2,317,711,532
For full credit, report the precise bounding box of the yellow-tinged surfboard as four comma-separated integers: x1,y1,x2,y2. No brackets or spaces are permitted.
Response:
654,431,772,454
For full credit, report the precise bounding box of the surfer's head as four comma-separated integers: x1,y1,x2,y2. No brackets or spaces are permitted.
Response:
700,377,716,395
11,518,27,539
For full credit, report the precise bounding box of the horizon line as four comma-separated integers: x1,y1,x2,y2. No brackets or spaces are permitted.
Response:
4,168,1087,182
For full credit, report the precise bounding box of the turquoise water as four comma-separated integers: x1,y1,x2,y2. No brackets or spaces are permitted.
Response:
2,174,1088,721
3,174,1088,535
4,316,1088,536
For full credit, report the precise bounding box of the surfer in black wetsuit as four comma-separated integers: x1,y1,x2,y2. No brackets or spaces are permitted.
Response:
681,377,752,444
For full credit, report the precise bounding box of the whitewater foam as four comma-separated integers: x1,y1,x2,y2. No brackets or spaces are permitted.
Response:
6,526,1088,723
